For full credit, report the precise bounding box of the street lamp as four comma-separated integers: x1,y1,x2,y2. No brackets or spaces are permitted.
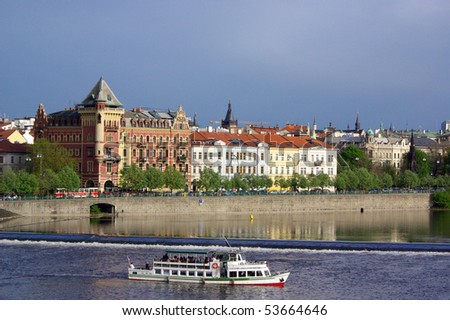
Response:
36,154,43,176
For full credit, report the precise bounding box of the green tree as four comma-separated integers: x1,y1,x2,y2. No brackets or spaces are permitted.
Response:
444,153,450,175
315,172,332,190
221,177,233,191
198,168,221,192
334,174,347,192
381,173,394,188
57,166,80,191
297,175,309,191
144,167,164,190
339,145,371,171
231,174,249,191
289,173,301,191
355,168,373,191
29,139,75,175
0,170,18,194
16,171,39,195
342,169,359,190
163,166,185,191
120,163,146,191
399,170,420,189
402,149,430,177
39,168,60,195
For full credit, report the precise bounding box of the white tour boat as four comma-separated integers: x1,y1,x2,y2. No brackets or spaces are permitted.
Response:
128,248,290,287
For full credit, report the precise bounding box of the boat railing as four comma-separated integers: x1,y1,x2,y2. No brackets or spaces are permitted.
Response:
153,260,213,270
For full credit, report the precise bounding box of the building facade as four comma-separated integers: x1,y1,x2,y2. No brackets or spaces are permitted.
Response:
190,131,269,188
0,140,28,173
34,77,191,191
190,130,337,190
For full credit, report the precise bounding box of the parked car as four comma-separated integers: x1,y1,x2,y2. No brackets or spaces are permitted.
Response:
3,194,18,200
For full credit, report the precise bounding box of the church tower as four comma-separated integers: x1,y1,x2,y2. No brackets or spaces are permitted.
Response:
355,113,361,132
221,100,238,132
34,103,48,139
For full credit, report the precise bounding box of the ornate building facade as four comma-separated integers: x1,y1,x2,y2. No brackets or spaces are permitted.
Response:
34,77,191,191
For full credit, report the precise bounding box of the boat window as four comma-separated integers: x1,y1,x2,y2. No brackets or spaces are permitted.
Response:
171,270,178,275
248,271,256,277
206,272,212,277
188,271,195,276
257,271,263,277
229,271,237,278
238,271,246,277
163,269,170,275
264,270,270,276
155,269,161,275
180,270,186,276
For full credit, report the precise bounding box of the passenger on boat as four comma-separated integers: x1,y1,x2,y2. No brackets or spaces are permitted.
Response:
130,262,135,269
145,262,150,270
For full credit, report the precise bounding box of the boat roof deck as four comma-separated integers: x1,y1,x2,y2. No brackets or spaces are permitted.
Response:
164,248,241,255
165,249,210,255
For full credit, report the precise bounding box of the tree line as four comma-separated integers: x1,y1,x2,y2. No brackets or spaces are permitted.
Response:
1,140,449,197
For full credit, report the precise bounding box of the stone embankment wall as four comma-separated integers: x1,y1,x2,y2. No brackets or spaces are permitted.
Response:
0,193,432,217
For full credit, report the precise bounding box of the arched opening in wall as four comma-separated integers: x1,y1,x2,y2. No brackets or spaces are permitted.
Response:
86,180,95,188
90,203,116,215
104,180,114,192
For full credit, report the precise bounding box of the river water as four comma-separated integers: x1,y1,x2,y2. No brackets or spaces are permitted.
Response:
0,209,449,300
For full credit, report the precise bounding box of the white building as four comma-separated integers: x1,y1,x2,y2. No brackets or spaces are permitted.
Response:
190,131,269,184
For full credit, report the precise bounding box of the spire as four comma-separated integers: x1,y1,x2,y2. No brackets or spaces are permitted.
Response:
193,112,198,127
221,100,237,129
311,117,317,139
408,130,417,172
79,77,123,107
355,112,360,131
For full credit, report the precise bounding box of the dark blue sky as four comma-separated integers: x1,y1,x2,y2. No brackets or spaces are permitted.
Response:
1,0,449,131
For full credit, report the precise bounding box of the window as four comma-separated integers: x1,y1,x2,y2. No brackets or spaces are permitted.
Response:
87,161,94,172
248,271,255,277
229,271,237,278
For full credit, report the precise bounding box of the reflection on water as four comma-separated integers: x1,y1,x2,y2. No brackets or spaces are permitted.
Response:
1,209,449,243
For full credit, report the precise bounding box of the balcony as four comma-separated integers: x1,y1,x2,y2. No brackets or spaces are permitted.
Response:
102,155,121,163
138,157,148,163
157,156,167,163
314,160,323,166
177,155,187,163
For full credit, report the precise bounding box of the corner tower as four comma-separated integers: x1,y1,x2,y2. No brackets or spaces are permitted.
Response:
77,77,124,189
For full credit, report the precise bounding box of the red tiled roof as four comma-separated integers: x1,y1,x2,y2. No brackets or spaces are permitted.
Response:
190,131,334,149
0,129,17,139
0,140,28,153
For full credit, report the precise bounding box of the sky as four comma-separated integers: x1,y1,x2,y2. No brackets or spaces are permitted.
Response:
1,0,449,131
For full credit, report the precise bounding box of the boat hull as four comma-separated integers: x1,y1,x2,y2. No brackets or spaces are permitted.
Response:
128,269,290,287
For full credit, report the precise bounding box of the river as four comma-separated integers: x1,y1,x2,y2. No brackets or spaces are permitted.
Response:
0,209,449,300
